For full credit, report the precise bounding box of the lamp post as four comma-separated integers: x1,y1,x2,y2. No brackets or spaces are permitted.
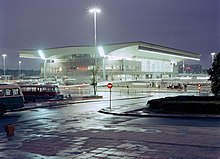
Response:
18,61,21,77
211,52,216,64
89,7,101,65
2,54,7,75
89,7,101,95
38,50,47,81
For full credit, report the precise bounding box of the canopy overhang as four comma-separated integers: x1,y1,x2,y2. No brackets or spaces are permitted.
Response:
19,41,200,63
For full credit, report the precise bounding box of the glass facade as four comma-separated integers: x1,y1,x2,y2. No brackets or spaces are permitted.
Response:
41,52,177,83
141,59,172,72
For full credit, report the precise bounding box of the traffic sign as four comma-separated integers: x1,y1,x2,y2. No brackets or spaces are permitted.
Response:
107,83,113,89
107,83,113,110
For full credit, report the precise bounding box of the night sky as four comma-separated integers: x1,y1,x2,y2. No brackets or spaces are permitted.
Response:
0,0,219,70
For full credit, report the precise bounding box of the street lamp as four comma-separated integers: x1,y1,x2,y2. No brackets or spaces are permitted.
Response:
89,7,101,95
89,7,101,66
2,54,7,75
38,50,47,81
18,61,22,77
211,52,216,63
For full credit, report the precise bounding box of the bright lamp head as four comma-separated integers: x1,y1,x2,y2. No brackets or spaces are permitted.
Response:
211,52,216,56
89,8,101,13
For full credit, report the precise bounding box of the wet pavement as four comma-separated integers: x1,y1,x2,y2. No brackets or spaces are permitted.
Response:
0,91,220,159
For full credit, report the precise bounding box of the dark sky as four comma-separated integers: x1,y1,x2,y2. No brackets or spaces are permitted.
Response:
0,0,219,70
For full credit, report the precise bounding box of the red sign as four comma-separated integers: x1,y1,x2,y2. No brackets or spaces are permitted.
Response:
107,83,113,89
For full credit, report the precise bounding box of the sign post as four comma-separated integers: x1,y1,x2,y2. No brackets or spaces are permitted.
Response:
107,83,113,110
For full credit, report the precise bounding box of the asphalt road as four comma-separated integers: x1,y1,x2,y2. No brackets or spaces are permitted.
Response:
0,92,219,158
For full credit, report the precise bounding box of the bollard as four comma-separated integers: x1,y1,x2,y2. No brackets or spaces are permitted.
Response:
4,124,15,136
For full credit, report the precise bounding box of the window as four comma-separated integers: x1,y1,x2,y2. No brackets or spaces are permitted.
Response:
13,88,20,95
5,89,13,96
0,89,4,96
42,87,47,92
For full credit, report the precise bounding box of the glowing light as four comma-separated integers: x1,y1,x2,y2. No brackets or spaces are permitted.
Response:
38,50,46,60
2,54,7,57
89,8,101,13
196,76,209,80
98,46,106,57
211,52,216,56
179,76,192,80
138,49,200,61
211,52,216,63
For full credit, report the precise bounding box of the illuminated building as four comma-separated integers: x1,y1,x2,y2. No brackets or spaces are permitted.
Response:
19,41,200,83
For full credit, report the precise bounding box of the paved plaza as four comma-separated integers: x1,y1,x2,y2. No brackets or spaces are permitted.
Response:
0,90,219,159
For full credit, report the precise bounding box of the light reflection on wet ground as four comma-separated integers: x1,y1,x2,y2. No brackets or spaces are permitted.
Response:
0,92,219,158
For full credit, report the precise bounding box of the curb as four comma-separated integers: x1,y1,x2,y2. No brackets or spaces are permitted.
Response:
98,108,220,119
11,96,220,119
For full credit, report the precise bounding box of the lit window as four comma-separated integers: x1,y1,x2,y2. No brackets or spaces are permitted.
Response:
5,89,13,96
0,89,4,96
13,88,20,95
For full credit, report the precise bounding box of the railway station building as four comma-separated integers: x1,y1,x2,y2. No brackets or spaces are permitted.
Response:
19,41,200,84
